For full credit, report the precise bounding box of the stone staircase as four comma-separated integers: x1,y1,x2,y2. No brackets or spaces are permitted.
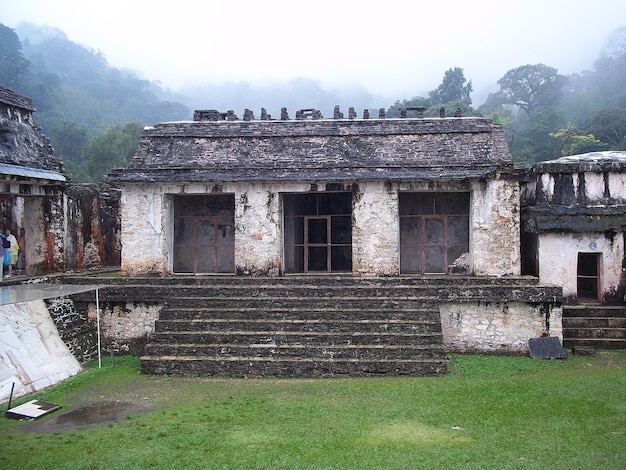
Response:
562,305,626,349
140,277,447,377
61,274,562,378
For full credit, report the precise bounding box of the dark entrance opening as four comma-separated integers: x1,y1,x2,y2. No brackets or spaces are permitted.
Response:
173,195,235,274
577,252,601,301
283,192,352,274
399,192,470,274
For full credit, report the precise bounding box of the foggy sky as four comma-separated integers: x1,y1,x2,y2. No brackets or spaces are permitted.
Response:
3,0,626,103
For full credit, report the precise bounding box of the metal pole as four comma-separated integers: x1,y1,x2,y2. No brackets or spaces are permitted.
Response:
96,288,101,368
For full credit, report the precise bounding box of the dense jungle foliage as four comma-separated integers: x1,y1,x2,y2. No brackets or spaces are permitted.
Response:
1,22,625,182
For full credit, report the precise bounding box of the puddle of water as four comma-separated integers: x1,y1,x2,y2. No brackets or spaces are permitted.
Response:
19,401,146,433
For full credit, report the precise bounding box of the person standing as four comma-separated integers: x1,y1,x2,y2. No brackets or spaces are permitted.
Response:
4,228,18,277
17,227,25,273
0,232,4,280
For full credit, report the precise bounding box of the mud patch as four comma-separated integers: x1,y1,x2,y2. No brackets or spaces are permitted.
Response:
19,401,147,433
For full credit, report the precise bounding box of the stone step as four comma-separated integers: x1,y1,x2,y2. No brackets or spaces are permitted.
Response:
562,338,626,349
158,306,441,321
144,343,445,359
65,274,543,288
140,356,448,377
562,317,626,328
163,297,438,310
148,330,443,346
562,327,626,339
154,318,442,333
562,306,626,318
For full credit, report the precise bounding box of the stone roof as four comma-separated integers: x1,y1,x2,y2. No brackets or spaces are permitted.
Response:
0,85,36,112
108,115,514,184
531,151,626,173
0,86,64,175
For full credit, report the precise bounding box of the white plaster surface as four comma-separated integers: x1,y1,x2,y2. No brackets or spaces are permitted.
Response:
353,181,399,276
539,232,624,298
120,185,165,275
0,301,82,402
235,184,281,275
88,302,160,346
471,179,521,276
440,302,562,352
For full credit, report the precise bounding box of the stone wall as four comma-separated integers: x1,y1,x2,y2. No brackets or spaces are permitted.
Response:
120,177,521,277
440,301,562,353
86,302,161,355
65,184,121,269
539,232,624,299
0,300,83,402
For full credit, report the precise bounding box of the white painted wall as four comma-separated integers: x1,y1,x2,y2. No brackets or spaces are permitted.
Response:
539,232,624,298
121,177,522,277
352,181,399,276
440,301,562,352
471,179,521,276
0,301,82,402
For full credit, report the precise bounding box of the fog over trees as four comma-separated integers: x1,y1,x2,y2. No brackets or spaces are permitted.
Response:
1,22,625,182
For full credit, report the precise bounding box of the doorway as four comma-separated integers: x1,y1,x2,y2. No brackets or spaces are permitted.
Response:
172,195,235,274
283,193,352,274
577,252,601,301
399,192,470,274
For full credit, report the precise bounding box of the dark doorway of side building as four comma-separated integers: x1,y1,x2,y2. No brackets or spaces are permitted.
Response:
399,192,470,274
577,252,601,302
283,192,352,274
173,195,235,274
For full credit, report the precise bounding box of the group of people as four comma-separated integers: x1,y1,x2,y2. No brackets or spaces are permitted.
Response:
0,227,24,278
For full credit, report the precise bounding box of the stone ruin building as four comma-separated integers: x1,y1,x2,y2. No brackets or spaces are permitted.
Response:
2,83,623,382
521,151,626,349
102,105,563,376
0,84,120,275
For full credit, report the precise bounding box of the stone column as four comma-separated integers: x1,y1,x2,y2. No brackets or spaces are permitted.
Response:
352,181,399,276
471,178,521,276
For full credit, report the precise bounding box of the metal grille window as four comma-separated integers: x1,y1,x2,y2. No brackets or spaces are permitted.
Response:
173,195,235,274
283,193,352,274
399,192,470,274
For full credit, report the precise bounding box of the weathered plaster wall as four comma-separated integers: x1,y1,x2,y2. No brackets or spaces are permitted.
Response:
121,176,524,277
0,300,82,402
353,181,398,276
440,301,562,352
120,184,165,275
65,184,121,269
471,178,521,276
87,302,161,354
539,232,624,298
235,183,282,276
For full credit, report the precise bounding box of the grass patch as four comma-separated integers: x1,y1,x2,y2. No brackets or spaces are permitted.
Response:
1,352,625,469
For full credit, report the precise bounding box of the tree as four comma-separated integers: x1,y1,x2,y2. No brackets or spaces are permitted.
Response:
588,107,626,149
495,64,566,118
81,122,143,183
549,122,606,157
508,108,567,165
600,26,626,60
48,120,89,164
0,24,30,88
429,67,472,105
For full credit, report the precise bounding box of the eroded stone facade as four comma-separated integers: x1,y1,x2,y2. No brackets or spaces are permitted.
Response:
522,151,626,301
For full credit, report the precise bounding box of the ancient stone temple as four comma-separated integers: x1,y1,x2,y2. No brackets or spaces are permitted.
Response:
521,151,626,349
0,84,67,274
102,107,562,376
0,85,120,274
108,108,521,278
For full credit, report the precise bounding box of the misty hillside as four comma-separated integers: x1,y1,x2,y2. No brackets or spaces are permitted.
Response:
1,22,625,182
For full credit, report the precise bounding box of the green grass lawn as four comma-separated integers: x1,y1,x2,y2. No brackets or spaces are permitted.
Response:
1,352,625,469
